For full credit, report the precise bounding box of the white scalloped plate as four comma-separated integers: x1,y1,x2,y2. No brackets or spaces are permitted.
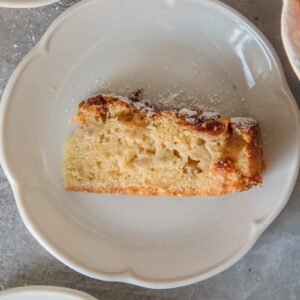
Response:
0,0,58,8
0,0,299,289
281,0,300,80
0,286,97,300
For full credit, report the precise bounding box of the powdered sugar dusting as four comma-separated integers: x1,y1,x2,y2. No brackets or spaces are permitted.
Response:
88,64,242,115
132,100,157,117
102,93,157,117
178,108,198,117
231,117,257,131
200,111,220,119
101,91,227,120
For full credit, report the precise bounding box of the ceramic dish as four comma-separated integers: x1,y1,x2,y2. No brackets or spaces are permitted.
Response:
0,0,58,7
0,286,97,300
281,0,300,80
0,0,299,289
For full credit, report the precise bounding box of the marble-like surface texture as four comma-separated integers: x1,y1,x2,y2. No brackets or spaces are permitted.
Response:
0,1,299,299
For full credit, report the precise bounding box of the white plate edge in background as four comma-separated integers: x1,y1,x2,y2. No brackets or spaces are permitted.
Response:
281,0,300,80
0,0,58,8
0,286,97,300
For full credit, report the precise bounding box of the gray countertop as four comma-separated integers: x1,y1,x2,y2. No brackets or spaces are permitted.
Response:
0,1,299,299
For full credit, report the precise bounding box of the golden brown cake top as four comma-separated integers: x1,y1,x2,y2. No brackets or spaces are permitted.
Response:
78,90,235,137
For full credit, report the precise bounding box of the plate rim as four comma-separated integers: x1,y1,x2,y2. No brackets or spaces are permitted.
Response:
0,0,58,8
0,286,97,299
281,0,300,80
0,0,299,289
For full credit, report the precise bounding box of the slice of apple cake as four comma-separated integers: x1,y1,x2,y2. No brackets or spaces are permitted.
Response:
63,90,263,196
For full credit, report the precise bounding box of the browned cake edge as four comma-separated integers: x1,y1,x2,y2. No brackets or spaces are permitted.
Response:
65,179,259,196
